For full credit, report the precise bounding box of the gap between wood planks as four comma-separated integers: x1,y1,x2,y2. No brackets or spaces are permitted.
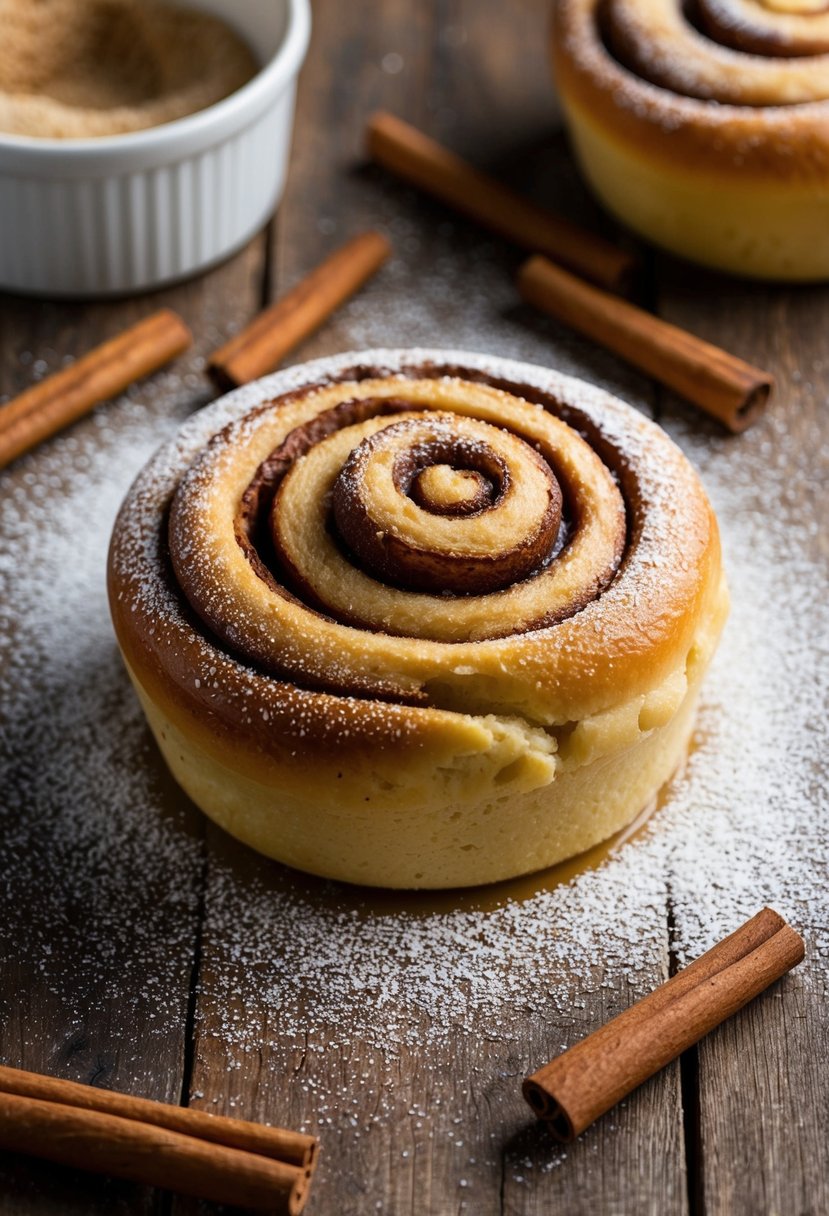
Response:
639,249,703,1216
177,833,209,1117
158,216,281,1216
667,889,705,1216
648,234,703,1210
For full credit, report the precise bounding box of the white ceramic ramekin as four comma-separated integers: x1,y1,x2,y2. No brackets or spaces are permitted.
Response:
0,0,310,297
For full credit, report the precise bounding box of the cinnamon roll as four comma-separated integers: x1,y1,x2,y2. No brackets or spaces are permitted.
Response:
107,351,728,889
553,0,829,279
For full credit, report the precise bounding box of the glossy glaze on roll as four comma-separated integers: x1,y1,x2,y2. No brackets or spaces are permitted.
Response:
108,350,728,889
553,0,829,279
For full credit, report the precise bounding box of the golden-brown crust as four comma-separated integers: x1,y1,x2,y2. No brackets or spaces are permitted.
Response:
108,350,728,886
553,0,829,183
108,351,722,765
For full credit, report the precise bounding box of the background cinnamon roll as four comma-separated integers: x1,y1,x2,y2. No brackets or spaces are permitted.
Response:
554,0,829,279
108,350,728,889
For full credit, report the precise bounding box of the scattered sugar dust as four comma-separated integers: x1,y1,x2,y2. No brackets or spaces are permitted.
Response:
0,282,826,1204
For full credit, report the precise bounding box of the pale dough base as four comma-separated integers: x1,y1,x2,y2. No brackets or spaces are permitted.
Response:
566,101,829,282
131,666,702,889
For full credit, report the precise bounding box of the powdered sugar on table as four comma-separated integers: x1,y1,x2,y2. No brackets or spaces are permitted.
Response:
1,320,826,1176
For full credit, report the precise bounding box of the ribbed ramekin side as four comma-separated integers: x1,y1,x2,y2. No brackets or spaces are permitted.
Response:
0,80,298,297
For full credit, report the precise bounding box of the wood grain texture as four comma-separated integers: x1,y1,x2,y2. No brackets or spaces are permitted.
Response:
655,267,829,1216
183,4,686,1216
0,240,268,1215
1,1,826,1215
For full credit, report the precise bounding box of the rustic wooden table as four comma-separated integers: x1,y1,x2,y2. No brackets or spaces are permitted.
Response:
1,3,827,1214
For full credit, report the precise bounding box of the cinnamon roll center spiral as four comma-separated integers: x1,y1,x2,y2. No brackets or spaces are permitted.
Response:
410,465,493,515
328,415,563,595
168,376,629,666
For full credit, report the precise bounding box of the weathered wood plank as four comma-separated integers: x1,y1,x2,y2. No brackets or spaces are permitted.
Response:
4,3,825,1214
654,267,829,1216
0,237,267,1213
184,4,687,1216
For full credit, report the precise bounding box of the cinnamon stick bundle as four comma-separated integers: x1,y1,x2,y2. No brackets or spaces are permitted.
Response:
517,255,774,432
209,230,391,389
0,1066,318,1213
366,110,637,294
0,309,191,471
523,907,804,1142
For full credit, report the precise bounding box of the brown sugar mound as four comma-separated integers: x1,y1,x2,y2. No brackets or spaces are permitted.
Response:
0,0,258,139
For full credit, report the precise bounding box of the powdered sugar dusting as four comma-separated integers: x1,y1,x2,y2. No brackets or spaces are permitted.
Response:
0,338,826,1171
192,521,827,1046
0,397,204,1074
113,351,706,735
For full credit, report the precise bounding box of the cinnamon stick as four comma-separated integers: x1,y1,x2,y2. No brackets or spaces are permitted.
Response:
0,1065,317,1169
209,231,391,390
366,110,637,294
0,309,192,471
0,1092,309,1213
517,255,774,432
523,907,804,1142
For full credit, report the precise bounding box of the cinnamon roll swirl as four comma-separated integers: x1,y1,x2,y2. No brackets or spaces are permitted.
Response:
554,0,829,279
108,351,727,889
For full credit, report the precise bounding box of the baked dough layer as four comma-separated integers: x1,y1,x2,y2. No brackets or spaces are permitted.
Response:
130,659,704,888
108,350,728,888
